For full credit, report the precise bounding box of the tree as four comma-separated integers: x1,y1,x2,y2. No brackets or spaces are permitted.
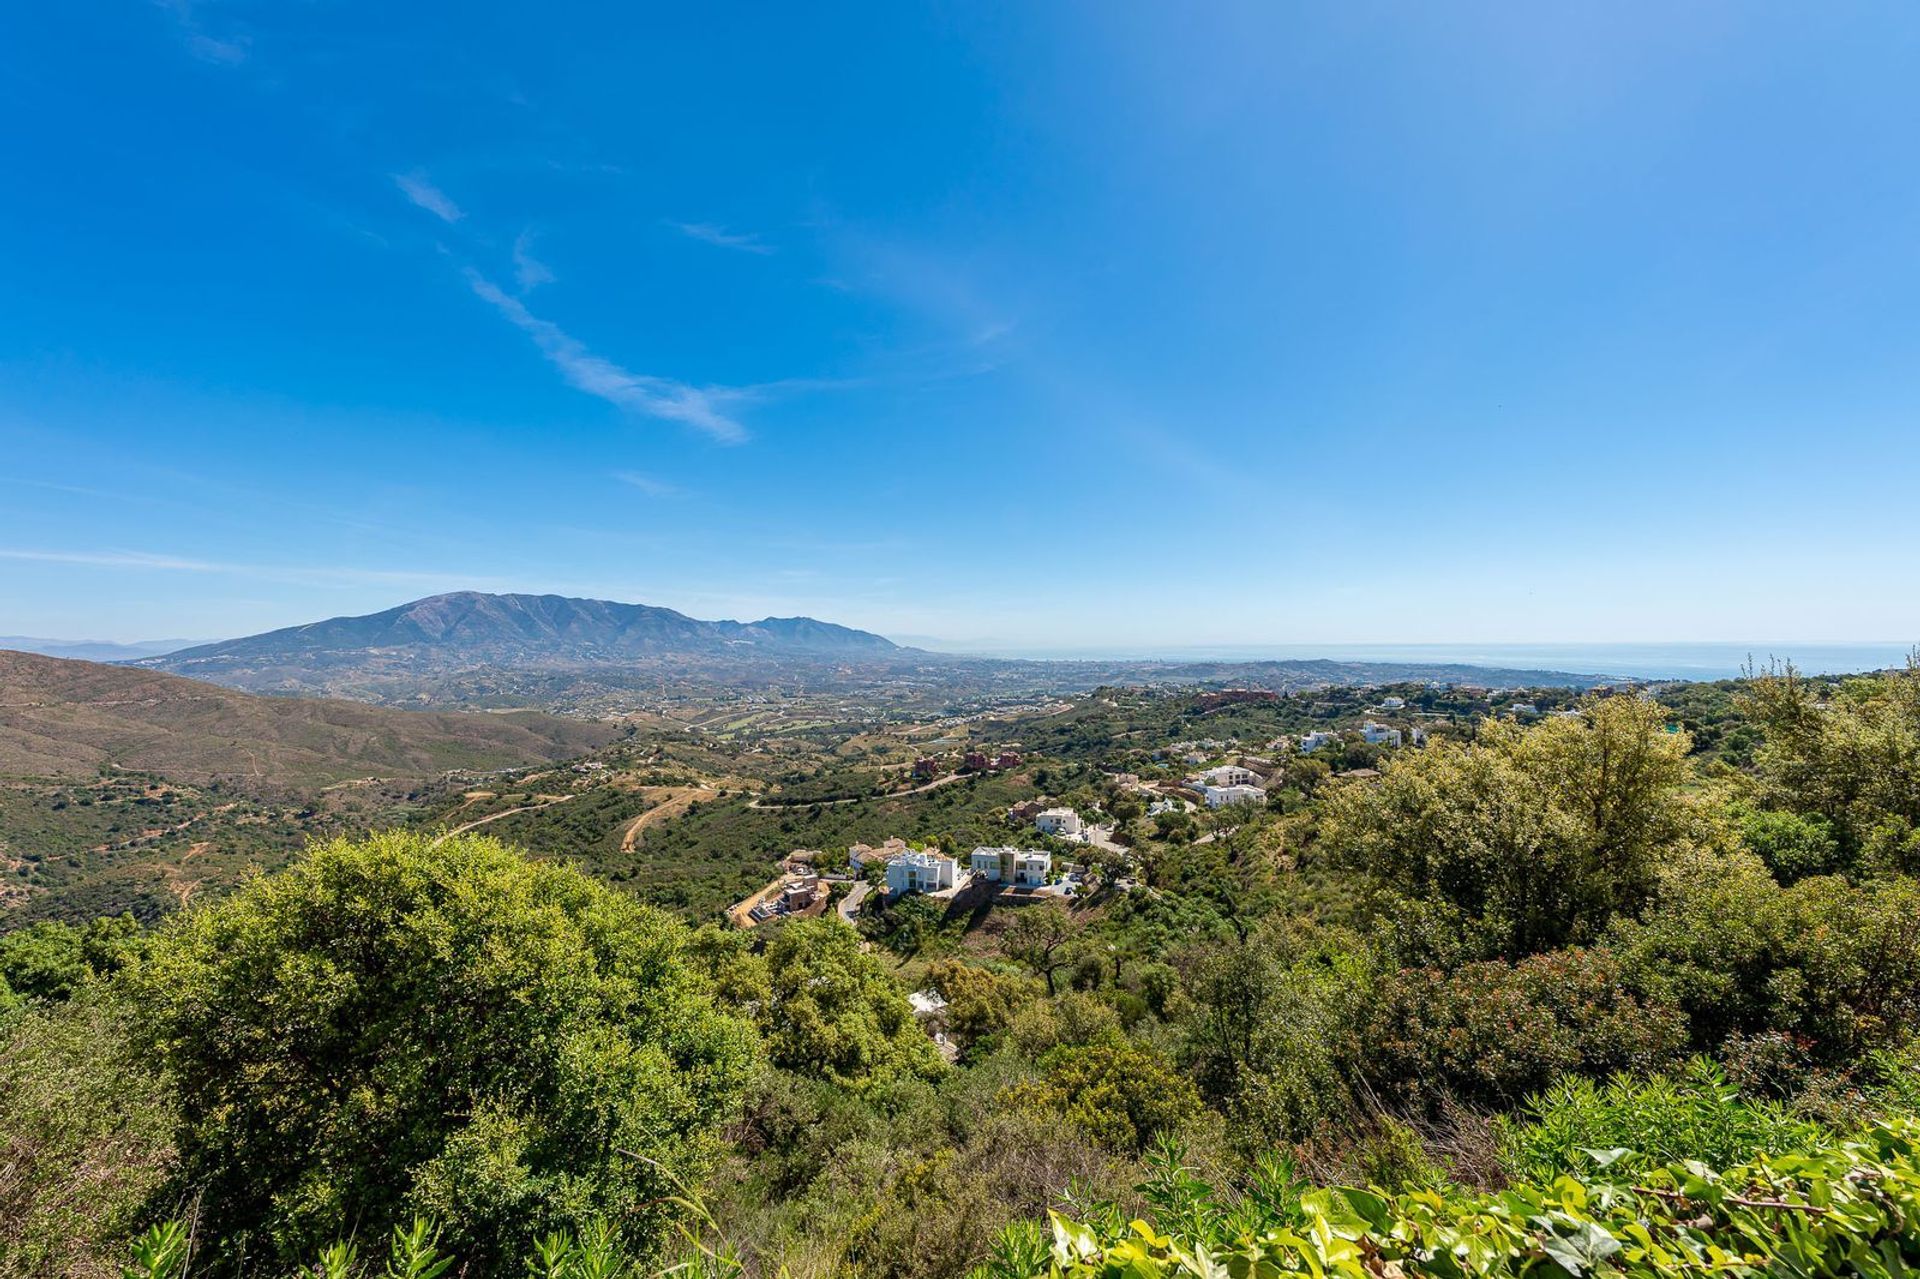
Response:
1741,657,1920,864
127,831,757,1272
1000,1032,1202,1154
1001,904,1080,996
1323,696,1701,958
929,958,1041,1050
1740,808,1842,883
1178,929,1357,1146
0,914,144,1004
758,917,947,1087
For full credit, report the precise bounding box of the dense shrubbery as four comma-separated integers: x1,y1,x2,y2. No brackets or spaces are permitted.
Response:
975,1116,1920,1279
0,994,174,1279
1494,1059,1827,1183
1360,948,1690,1109
8,674,1920,1277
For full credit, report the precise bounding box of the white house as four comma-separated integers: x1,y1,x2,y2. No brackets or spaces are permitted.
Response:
1190,764,1258,788
1361,722,1403,747
1299,730,1336,753
1033,807,1083,838
1379,696,1407,710
970,846,1052,886
1201,784,1268,808
886,850,957,894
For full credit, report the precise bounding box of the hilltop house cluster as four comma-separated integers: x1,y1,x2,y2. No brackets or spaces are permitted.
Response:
1185,763,1268,808
1295,718,1427,754
850,838,1057,897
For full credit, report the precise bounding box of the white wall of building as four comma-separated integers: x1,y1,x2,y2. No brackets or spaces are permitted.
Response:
887,851,956,893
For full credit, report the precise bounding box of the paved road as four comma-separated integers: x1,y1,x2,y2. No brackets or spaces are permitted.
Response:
838,879,872,921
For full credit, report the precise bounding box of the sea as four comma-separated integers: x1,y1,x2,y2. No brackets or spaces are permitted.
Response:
942,642,1916,682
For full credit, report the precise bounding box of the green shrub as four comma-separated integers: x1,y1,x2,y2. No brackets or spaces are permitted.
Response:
1000,1032,1202,1154
125,831,757,1272
1739,809,1842,883
0,994,175,1279
1360,948,1688,1108
977,1116,1920,1279
1496,1058,1825,1183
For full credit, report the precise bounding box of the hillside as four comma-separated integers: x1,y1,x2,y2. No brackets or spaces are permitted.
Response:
0,649,618,786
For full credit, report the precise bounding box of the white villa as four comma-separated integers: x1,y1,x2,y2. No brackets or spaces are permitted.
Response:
1201,783,1267,808
886,850,957,894
1361,722,1403,747
1299,730,1336,753
1033,807,1083,838
1379,696,1407,710
971,845,1052,887
1189,764,1259,788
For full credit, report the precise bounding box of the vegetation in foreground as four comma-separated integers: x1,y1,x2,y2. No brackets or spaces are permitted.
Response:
3,661,1920,1277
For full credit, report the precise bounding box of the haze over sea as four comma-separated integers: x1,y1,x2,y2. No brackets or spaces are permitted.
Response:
912,641,1916,682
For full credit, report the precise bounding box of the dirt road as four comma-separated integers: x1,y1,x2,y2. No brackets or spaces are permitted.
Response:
433,793,577,846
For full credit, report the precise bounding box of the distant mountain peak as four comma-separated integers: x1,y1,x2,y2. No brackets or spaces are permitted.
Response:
145,591,904,687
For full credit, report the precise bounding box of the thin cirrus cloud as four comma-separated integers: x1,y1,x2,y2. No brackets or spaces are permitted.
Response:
462,268,750,444
157,0,248,65
0,548,501,589
670,221,774,255
611,471,680,498
512,229,554,293
392,171,463,223
0,548,224,571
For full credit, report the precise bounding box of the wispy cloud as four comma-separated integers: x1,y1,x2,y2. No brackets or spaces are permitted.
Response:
185,32,248,64
0,548,224,572
512,229,554,293
462,267,749,444
670,221,774,255
0,547,514,591
156,1,248,65
393,171,463,223
612,471,680,498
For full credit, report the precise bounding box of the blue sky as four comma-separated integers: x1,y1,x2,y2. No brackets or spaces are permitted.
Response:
3,3,1918,650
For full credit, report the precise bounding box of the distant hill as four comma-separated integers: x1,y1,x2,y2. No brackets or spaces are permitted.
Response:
0,649,618,785
0,636,203,662
140,591,903,699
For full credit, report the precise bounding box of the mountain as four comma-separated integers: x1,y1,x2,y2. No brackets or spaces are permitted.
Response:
130,591,1611,711
0,649,618,785
136,592,905,700
0,636,204,662
150,592,898,668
